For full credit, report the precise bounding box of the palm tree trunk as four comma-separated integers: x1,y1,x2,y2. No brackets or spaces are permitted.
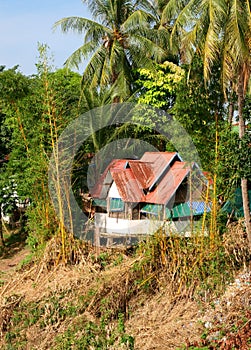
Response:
228,100,234,125
228,81,234,125
238,73,251,250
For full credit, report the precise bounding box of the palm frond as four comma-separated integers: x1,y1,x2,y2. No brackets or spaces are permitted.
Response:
128,33,167,63
84,25,112,44
107,70,131,102
64,41,100,69
82,0,109,19
225,0,249,63
161,0,202,54
199,1,224,80
161,0,189,27
134,0,158,15
109,40,125,72
56,0,169,99
220,0,251,93
54,17,110,36
81,45,110,87
122,9,156,31
98,55,111,87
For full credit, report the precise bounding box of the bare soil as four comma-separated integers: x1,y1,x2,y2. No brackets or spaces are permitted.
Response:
0,247,30,273
0,229,31,283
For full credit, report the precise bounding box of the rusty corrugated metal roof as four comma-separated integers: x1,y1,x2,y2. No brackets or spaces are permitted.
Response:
145,161,190,205
140,151,178,163
128,161,154,189
90,159,127,198
91,152,192,205
140,152,181,190
111,169,144,203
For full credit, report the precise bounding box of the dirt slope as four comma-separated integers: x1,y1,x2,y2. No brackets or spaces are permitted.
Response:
0,235,250,350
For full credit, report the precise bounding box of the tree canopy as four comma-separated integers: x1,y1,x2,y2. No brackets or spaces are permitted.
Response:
54,0,169,100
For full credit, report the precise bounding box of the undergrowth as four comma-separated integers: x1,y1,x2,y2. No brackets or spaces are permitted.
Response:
132,226,243,300
179,310,251,349
1,288,134,349
0,220,249,349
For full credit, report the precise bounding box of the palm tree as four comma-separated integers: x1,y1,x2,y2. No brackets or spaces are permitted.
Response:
161,0,251,246
54,0,168,101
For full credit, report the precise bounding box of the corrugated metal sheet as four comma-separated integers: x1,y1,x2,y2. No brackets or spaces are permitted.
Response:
141,203,163,216
93,199,107,208
110,198,124,211
140,152,180,190
145,161,190,205
128,161,154,189
165,207,172,219
172,202,191,218
140,152,178,163
221,188,251,218
190,201,211,215
110,159,128,171
111,169,144,203
172,201,211,218
90,159,127,198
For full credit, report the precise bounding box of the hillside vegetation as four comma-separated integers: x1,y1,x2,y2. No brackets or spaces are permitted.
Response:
0,221,250,350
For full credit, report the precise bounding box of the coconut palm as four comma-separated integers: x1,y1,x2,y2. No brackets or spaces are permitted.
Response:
161,0,251,245
54,0,168,100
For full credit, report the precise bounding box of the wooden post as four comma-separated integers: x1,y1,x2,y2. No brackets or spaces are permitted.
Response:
107,236,113,247
94,226,100,256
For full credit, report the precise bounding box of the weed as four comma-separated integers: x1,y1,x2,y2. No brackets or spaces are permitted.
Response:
132,229,237,300
0,279,5,287
98,252,110,268
118,313,134,349
18,252,34,269
113,253,124,266
53,315,134,350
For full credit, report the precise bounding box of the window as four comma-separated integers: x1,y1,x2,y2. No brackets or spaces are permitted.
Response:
110,198,124,212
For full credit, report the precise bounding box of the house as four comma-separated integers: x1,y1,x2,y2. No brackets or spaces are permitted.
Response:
90,152,210,245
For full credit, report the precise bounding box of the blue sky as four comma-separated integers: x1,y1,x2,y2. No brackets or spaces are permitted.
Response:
0,0,90,75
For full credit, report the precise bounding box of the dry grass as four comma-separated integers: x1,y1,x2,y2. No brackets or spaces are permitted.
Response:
127,292,204,349
0,267,204,350
0,221,250,349
223,219,250,268
0,236,205,349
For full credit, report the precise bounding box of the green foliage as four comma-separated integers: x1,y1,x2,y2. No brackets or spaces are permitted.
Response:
217,126,251,202
2,287,134,350
54,0,167,100
171,56,226,170
0,66,30,160
243,95,251,124
0,46,85,249
132,56,227,170
0,179,18,216
135,61,184,110
133,230,236,298
238,133,251,179
162,0,251,96
0,65,29,101
54,317,134,350
132,61,184,150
